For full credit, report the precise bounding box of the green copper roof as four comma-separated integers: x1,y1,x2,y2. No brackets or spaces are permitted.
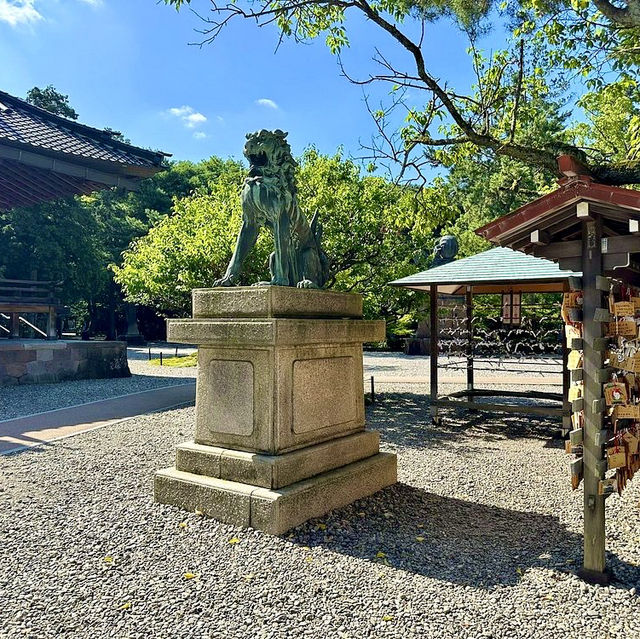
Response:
390,246,581,291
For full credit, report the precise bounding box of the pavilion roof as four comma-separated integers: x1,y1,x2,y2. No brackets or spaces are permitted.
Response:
474,158,640,285
0,90,169,210
389,246,580,295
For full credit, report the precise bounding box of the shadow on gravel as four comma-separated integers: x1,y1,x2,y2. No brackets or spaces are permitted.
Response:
291,483,640,591
367,391,562,450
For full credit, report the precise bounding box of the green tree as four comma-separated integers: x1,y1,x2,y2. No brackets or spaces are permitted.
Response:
165,0,640,183
114,151,430,333
25,85,78,120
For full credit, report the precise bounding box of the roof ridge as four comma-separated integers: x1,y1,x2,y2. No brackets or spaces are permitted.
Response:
0,89,169,162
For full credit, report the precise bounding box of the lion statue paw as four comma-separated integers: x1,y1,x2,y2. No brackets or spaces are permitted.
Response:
296,279,318,289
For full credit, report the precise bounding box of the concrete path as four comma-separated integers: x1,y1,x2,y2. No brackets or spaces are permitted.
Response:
0,382,195,455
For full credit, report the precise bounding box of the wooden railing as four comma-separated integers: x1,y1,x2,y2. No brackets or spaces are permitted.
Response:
0,279,61,340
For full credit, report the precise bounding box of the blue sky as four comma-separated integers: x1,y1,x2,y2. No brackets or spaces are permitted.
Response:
1,0,486,165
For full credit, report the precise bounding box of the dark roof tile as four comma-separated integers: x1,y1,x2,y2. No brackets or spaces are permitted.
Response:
0,90,167,170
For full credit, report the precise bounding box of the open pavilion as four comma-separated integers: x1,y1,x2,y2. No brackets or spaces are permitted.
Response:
0,89,166,384
391,245,580,431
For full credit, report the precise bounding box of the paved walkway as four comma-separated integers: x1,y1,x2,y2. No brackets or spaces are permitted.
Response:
0,383,195,455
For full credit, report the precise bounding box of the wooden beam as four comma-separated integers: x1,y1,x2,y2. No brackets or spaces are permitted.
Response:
601,235,640,255
433,398,565,418
559,257,582,272
534,240,582,260
531,229,551,245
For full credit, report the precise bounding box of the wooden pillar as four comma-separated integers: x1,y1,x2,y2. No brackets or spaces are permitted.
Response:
466,286,474,403
561,313,571,436
10,312,20,339
430,284,439,424
579,215,609,583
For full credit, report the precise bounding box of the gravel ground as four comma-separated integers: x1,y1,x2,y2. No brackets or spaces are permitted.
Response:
0,353,196,422
1,349,559,422
1,384,638,639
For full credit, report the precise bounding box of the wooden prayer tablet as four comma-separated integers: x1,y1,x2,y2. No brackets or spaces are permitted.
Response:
614,301,635,317
607,447,627,470
607,320,637,338
613,405,640,420
598,478,617,496
567,350,582,370
604,382,628,406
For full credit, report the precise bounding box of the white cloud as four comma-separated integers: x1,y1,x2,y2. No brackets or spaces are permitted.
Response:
184,112,207,127
193,131,207,140
256,98,279,110
0,0,42,26
167,105,208,129
0,0,102,28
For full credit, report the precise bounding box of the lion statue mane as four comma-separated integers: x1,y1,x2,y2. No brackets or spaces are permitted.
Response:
213,129,330,289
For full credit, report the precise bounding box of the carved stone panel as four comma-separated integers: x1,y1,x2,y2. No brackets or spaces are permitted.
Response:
292,356,357,433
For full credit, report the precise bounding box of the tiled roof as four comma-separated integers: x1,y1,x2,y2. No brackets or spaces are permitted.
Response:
390,246,580,289
0,90,167,173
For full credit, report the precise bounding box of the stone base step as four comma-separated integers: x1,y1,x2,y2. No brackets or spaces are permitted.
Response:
155,452,397,535
175,430,381,489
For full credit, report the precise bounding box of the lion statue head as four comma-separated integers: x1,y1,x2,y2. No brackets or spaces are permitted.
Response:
244,129,297,194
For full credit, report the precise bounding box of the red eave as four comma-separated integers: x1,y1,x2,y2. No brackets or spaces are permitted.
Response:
476,179,640,243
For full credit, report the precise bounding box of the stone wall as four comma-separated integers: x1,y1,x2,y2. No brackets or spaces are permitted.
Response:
0,340,130,385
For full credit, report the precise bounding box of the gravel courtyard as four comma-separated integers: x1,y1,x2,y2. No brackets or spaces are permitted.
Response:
1,384,639,638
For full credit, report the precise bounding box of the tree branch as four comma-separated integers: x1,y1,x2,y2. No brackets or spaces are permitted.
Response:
592,0,640,28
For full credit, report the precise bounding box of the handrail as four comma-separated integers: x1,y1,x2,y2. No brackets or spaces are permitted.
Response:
0,278,60,286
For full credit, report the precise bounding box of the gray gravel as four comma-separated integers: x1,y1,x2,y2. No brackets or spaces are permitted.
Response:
0,351,196,422
1,350,558,422
1,383,639,638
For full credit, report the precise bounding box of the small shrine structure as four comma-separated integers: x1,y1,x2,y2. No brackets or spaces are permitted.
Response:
477,156,640,583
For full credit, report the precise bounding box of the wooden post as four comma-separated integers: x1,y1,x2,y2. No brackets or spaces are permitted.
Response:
466,286,474,404
10,312,20,339
430,284,439,424
578,215,609,584
561,297,571,436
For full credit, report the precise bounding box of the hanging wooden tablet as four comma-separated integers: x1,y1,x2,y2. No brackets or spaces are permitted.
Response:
598,478,617,496
613,405,640,421
604,382,628,406
614,302,636,317
567,350,582,371
607,445,627,469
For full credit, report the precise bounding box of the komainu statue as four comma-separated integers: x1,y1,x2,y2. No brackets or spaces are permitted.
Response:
213,129,330,288
431,235,459,267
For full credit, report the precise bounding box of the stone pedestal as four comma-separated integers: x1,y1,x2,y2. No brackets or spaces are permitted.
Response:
155,287,396,534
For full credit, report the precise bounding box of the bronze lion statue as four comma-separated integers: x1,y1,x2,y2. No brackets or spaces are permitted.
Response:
213,129,330,288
